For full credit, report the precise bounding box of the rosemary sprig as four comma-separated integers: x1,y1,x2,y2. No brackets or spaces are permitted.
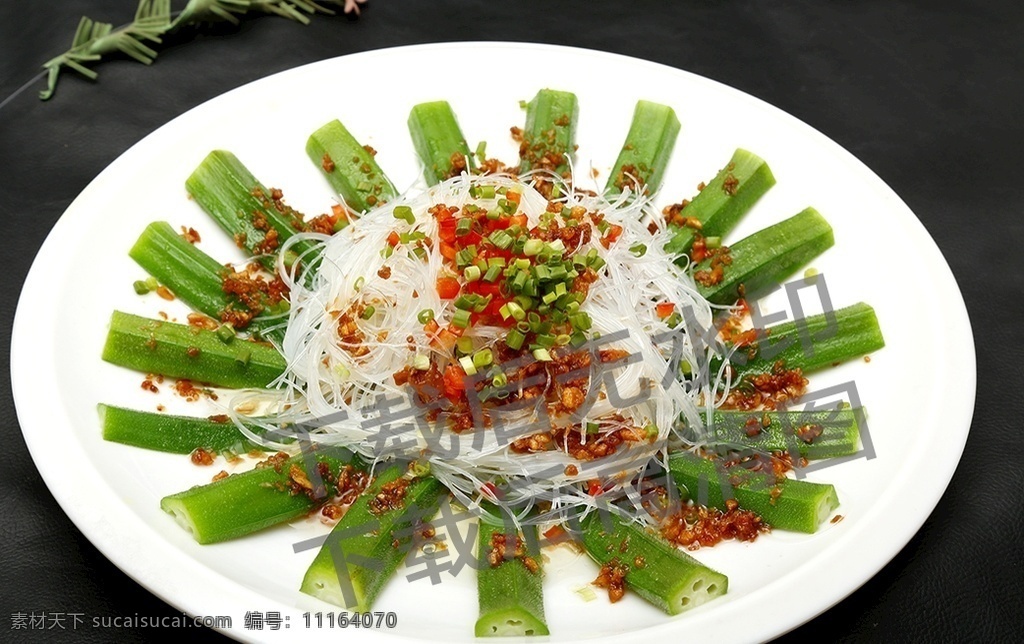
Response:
40,0,172,100
39,0,367,101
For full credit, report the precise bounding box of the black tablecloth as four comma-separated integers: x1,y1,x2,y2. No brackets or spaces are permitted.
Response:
2,1,1021,642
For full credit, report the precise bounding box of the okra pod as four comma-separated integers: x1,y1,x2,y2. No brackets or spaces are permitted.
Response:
128,221,285,342
476,518,548,637
161,447,360,544
578,510,728,615
665,149,776,257
732,302,884,378
517,89,579,176
695,207,834,304
408,101,473,185
129,221,232,319
101,311,286,389
99,403,268,454
668,451,839,533
306,119,397,213
605,100,680,197
695,408,863,460
300,465,446,611
185,150,315,268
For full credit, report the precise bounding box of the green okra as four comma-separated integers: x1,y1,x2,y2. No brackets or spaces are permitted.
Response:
692,408,863,460
101,311,286,389
518,89,579,176
300,465,446,611
665,148,776,258
129,221,233,319
731,302,884,378
605,100,680,197
668,451,839,533
695,207,834,305
408,101,473,185
578,510,727,615
306,119,397,213
128,221,287,342
161,447,361,544
99,403,270,454
476,518,548,637
185,150,316,269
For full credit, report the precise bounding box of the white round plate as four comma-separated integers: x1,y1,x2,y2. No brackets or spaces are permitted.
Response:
11,42,975,643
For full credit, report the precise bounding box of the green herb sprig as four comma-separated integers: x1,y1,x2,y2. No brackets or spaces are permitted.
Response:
40,0,367,101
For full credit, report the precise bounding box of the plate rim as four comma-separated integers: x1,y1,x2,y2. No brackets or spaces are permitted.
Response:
10,40,977,643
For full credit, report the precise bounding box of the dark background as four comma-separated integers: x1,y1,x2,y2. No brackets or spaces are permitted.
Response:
2,1,1022,642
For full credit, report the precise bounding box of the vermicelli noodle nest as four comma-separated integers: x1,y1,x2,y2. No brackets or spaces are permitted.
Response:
234,173,721,523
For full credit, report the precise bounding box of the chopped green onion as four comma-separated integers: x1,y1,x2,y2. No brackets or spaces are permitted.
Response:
473,349,493,368
456,218,472,236
216,324,236,343
483,265,502,282
417,308,435,324
586,422,600,435
452,309,472,328
514,295,533,311
489,230,514,250
630,243,648,257
511,272,527,292
571,312,593,331
144,276,158,290
361,306,376,319
644,424,659,439
464,265,482,282
472,294,492,313
536,333,556,348
499,198,517,214
413,354,431,371
505,328,526,351
459,355,478,376
507,301,526,321
705,236,722,249
492,372,508,388
523,238,544,256
478,185,496,199
456,337,475,355
475,140,487,162
393,205,415,224
527,312,541,332
533,348,552,362
132,280,151,295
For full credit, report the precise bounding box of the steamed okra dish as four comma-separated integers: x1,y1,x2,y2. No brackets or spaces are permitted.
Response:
101,89,885,635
